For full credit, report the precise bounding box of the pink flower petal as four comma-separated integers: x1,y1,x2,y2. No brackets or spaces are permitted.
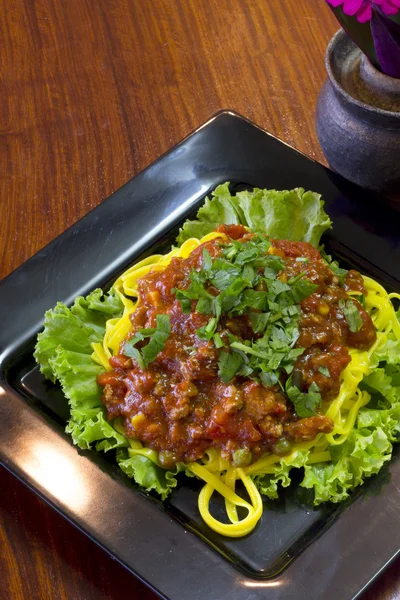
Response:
342,0,364,16
324,0,400,21
379,0,400,7
357,1,372,21
383,2,400,14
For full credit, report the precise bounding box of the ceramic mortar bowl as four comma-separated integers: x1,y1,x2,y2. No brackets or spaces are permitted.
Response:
316,29,400,195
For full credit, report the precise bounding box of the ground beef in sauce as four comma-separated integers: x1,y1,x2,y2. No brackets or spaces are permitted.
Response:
97,225,376,468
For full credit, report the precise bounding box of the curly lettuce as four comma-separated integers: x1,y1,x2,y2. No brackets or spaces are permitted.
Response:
252,325,400,505
177,183,332,247
34,288,181,499
296,328,400,505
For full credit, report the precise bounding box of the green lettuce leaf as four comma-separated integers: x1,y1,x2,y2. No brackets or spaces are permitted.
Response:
66,410,129,451
177,183,332,247
49,348,105,412
34,288,179,498
255,418,396,506
373,336,400,366
361,368,399,406
255,335,400,505
116,450,183,501
299,334,400,504
254,450,309,499
357,406,400,443
34,288,129,450
358,357,400,442
301,427,393,504
34,288,123,381
177,183,240,243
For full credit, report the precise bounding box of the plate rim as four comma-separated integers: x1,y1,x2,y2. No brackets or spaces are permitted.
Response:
1,109,399,600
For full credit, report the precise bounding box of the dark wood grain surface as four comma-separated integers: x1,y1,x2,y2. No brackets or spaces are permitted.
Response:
0,1,399,598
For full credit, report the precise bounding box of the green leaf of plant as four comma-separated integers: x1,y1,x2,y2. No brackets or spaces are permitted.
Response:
177,184,332,247
286,380,322,417
218,350,244,383
339,298,363,333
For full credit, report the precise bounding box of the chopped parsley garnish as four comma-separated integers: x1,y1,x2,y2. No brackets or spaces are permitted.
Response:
330,262,348,287
249,312,270,334
290,278,318,302
173,266,219,316
339,298,363,333
218,350,244,384
212,332,225,348
321,251,348,287
173,235,319,388
259,371,279,387
286,380,322,417
196,317,218,341
318,366,330,378
123,314,171,368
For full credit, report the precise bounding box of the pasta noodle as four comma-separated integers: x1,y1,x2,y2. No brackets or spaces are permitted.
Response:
91,235,400,538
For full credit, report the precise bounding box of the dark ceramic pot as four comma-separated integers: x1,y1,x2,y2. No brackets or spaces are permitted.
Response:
316,29,400,194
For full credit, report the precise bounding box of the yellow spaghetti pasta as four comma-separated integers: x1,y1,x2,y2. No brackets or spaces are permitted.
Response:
189,463,263,537
91,233,400,539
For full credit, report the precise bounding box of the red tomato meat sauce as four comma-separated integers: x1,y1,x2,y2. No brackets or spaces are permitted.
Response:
98,226,376,468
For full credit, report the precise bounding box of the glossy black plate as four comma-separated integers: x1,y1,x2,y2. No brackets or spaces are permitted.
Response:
0,111,399,600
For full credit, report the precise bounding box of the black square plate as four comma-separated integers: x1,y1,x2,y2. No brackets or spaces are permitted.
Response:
1,111,399,600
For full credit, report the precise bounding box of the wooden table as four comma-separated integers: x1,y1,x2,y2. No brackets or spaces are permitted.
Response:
0,1,399,598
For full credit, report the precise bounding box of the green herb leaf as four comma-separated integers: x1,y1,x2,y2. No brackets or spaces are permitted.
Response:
259,371,279,387
218,350,244,383
231,340,270,360
234,289,269,313
141,314,171,365
122,326,156,368
250,312,270,334
263,254,285,273
210,262,241,291
177,184,332,247
286,380,322,417
242,263,256,284
267,279,291,297
329,262,348,286
196,296,215,315
124,314,171,368
318,366,330,378
178,297,192,313
339,299,363,333
123,344,145,369
290,279,318,302
213,332,225,348
197,317,218,341
202,248,213,272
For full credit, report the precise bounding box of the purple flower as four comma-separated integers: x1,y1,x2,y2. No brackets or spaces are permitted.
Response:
326,0,400,22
